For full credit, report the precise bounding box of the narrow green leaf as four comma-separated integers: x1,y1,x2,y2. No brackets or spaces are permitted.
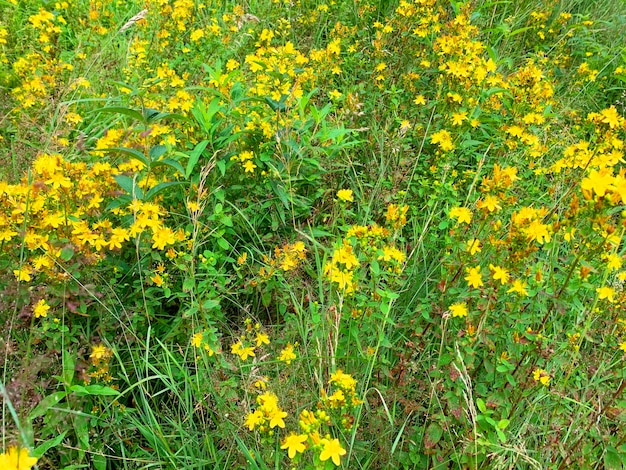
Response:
144,181,186,201
185,140,210,179
28,392,68,420
93,106,145,123
151,158,185,177
62,349,75,385
70,384,120,396
33,431,68,458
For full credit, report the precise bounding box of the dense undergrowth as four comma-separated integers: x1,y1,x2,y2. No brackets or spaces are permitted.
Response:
1,0,626,468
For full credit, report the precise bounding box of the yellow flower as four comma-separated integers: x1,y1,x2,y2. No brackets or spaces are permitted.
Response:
451,111,468,126
281,433,308,459
449,302,468,318
329,370,357,390
328,89,342,100
13,267,32,282
151,226,177,250
337,189,354,202
523,220,552,244
245,409,264,431
430,129,455,151
465,238,481,255
192,332,203,348
255,332,270,347
226,59,240,71
464,266,483,288
596,286,616,303
606,253,622,271
449,206,472,225
243,160,257,173
278,343,297,365
477,195,501,212
190,29,205,42
90,345,109,361
0,446,38,470
150,273,164,286
33,299,50,318
319,438,346,466
489,265,510,285
413,95,426,105
231,341,255,361
268,408,288,429
532,368,550,386
580,169,614,198
507,279,529,297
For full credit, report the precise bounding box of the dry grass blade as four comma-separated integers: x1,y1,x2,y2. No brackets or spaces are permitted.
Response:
118,9,148,33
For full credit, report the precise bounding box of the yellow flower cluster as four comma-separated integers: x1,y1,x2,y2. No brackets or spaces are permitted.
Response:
259,241,307,278
191,330,218,356
325,207,409,295
321,370,363,429
385,204,409,230
245,392,288,432
231,320,270,361
324,242,360,293
0,153,184,285
88,344,114,384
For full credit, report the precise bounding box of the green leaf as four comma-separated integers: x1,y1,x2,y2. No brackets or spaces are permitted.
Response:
114,175,144,200
62,349,75,385
506,374,517,387
185,139,210,179
33,431,68,458
74,415,90,450
183,278,195,292
217,237,230,250
371,259,380,275
92,453,107,470
60,246,74,261
497,419,510,430
423,422,443,448
93,106,146,123
603,447,623,470
28,391,68,420
144,181,186,201
69,385,120,396
151,158,186,177
476,398,487,414
149,144,167,160
496,428,507,443
202,299,220,310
